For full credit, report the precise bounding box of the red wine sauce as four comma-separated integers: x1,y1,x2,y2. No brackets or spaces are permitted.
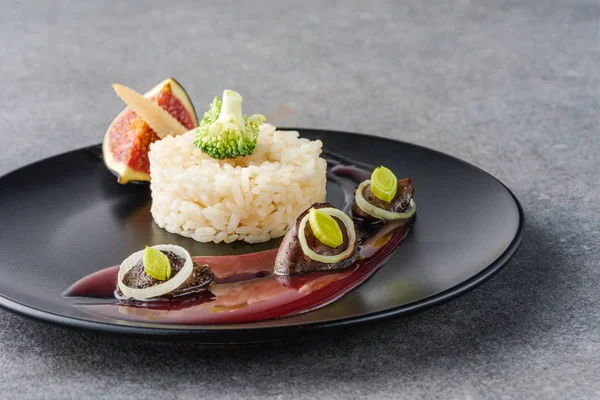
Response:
64,162,415,325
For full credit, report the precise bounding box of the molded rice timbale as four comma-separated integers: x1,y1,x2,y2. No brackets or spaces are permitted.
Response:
149,124,327,244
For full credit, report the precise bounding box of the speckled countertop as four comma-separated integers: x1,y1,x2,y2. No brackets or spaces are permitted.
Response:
0,1,598,398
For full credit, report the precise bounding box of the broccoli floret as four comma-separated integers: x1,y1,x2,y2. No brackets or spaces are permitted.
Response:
193,90,266,159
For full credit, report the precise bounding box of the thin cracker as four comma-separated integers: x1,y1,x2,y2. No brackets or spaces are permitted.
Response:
112,83,188,139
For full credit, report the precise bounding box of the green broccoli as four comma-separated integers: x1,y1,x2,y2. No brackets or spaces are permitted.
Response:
193,90,266,159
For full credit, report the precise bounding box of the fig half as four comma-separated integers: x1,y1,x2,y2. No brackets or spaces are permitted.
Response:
102,78,198,184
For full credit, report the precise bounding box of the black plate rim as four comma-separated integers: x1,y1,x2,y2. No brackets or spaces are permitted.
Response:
0,128,525,342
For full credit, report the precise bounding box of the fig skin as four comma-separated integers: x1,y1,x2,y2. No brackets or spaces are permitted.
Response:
352,178,414,221
274,203,359,275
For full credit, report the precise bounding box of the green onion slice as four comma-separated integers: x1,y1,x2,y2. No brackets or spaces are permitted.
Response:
142,246,172,281
308,208,344,248
298,208,356,264
371,166,398,203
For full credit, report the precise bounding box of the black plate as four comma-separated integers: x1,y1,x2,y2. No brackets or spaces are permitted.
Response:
0,129,523,343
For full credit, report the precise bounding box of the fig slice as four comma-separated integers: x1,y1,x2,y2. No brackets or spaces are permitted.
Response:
102,78,198,184
112,84,188,139
274,203,360,275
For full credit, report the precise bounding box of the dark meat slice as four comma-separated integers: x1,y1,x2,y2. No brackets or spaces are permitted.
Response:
352,178,414,221
117,250,214,298
274,203,359,275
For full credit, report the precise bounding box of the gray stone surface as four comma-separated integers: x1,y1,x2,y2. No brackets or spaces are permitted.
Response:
0,0,598,398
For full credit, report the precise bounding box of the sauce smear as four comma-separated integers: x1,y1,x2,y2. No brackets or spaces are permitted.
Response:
64,161,415,324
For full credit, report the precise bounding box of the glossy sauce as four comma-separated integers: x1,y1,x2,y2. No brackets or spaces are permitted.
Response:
64,159,415,325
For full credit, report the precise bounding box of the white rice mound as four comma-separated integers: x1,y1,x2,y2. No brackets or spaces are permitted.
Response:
149,124,327,244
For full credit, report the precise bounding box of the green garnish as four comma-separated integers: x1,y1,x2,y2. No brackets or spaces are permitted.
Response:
194,90,266,159
142,246,172,281
370,166,398,203
308,208,343,248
